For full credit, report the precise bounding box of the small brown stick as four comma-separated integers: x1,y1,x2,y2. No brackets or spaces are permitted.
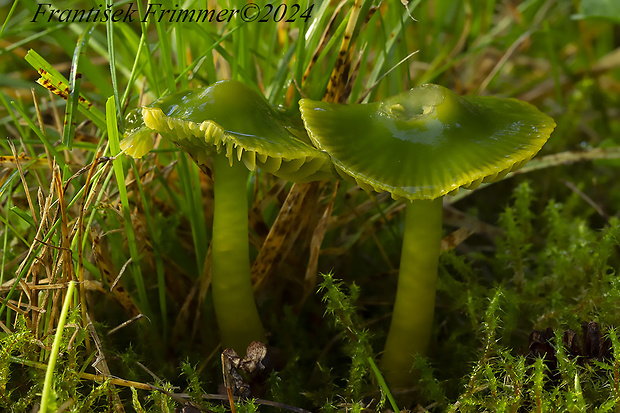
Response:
221,351,237,413
440,227,474,252
0,279,102,292
107,313,148,336
562,179,607,219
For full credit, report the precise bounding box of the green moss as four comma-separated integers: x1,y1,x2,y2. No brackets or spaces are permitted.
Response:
318,273,376,402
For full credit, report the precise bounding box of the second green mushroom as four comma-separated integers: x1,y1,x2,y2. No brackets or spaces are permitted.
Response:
299,84,555,388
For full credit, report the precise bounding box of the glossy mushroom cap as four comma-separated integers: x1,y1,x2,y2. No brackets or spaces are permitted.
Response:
299,84,556,200
120,108,156,158
122,80,334,182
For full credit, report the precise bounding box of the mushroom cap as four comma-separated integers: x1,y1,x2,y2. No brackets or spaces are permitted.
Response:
121,108,155,158
299,84,556,200
122,80,334,182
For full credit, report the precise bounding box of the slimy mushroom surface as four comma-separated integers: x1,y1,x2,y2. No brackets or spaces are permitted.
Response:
300,84,555,199
124,80,334,182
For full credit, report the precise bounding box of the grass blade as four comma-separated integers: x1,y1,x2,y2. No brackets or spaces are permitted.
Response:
106,96,151,316
24,49,106,130
39,281,76,413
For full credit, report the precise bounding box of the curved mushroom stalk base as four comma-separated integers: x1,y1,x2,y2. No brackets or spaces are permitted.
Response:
212,153,266,354
381,198,443,389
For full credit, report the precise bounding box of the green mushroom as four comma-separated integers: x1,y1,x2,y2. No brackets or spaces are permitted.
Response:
122,79,333,354
299,84,555,388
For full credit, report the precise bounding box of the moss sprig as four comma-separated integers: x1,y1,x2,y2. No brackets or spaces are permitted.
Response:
318,272,383,407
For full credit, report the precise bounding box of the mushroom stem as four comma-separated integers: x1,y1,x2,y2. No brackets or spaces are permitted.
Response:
381,197,443,388
212,152,266,353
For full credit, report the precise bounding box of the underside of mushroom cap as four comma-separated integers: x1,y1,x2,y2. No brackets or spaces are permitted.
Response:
299,84,556,200
123,80,335,182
